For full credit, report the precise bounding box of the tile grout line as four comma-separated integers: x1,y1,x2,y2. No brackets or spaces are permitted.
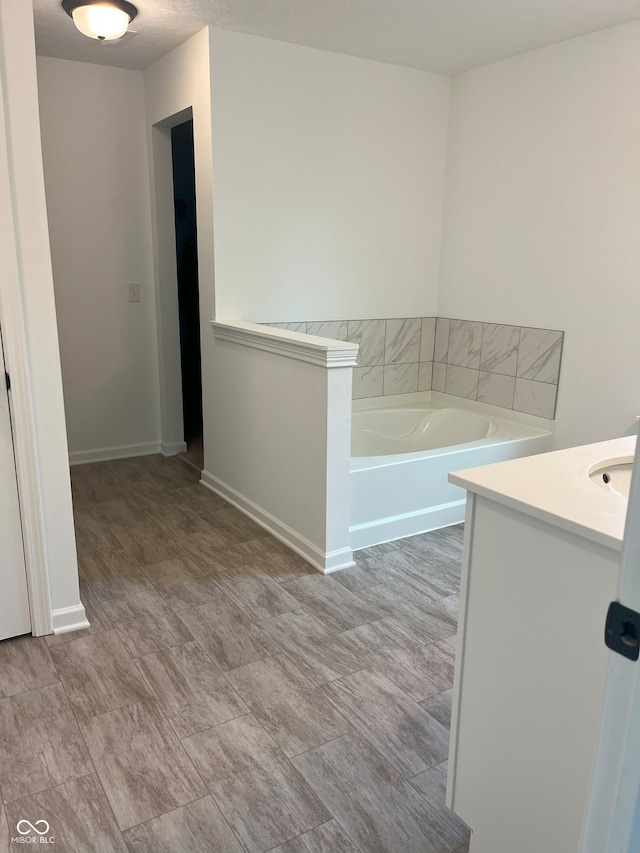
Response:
53,668,128,850
124,786,248,853
80,684,216,839
187,710,328,853
0,671,59,703
320,663,452,727
120,791,210,833
262,815,365,853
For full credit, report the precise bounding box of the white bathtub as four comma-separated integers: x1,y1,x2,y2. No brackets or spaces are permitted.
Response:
352,406,497,457
350,394,553,550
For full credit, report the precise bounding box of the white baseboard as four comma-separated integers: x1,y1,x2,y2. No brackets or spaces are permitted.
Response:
161,440,188,457
51,603,90,635
350,500,466,551
200,470,355,574
322,546,357,574
69,441,161,466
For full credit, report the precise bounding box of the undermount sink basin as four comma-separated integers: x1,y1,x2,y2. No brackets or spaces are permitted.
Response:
588,456,633,498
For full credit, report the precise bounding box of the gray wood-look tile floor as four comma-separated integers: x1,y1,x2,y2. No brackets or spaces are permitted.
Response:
0,454,470,853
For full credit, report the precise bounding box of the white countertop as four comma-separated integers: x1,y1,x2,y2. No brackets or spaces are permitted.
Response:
450,435,636,552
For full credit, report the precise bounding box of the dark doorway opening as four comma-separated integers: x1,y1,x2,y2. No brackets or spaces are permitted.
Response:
171,119,203,467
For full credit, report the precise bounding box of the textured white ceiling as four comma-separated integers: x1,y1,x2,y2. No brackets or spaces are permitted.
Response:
34,0,640,75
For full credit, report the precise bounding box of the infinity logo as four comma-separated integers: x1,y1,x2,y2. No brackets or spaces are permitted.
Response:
16,820,50,836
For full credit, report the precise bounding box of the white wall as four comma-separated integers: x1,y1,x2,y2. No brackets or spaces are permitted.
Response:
210,28,450,322
144,27,214,456
0,0,83,629
439,21,640,449
37,57,160,460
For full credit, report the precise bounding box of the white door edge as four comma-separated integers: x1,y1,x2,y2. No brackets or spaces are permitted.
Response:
581,434,640,853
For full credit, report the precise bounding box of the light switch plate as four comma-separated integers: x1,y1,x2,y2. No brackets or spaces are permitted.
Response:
128,283,140,303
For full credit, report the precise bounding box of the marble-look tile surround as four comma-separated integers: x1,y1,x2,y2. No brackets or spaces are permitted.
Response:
264,318,563,419
265,319,435,400
433,319,563,419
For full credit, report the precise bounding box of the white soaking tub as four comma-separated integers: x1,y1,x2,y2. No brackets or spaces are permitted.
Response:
350,393,552,550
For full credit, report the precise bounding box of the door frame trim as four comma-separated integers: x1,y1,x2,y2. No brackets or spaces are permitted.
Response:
0,60,52,636
148,111,191,454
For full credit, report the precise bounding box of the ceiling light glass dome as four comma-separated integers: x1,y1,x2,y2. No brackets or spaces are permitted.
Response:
61,1,138,41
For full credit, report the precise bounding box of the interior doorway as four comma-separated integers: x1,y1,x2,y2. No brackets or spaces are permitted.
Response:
170,119,203,471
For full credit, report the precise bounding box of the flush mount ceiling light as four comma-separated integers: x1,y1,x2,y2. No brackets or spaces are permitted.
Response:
61,0,138,41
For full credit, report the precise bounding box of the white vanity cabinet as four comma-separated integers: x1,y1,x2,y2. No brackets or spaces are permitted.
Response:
446,436,635,853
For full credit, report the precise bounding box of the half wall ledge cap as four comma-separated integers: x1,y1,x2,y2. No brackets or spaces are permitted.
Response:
210,320,359,368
